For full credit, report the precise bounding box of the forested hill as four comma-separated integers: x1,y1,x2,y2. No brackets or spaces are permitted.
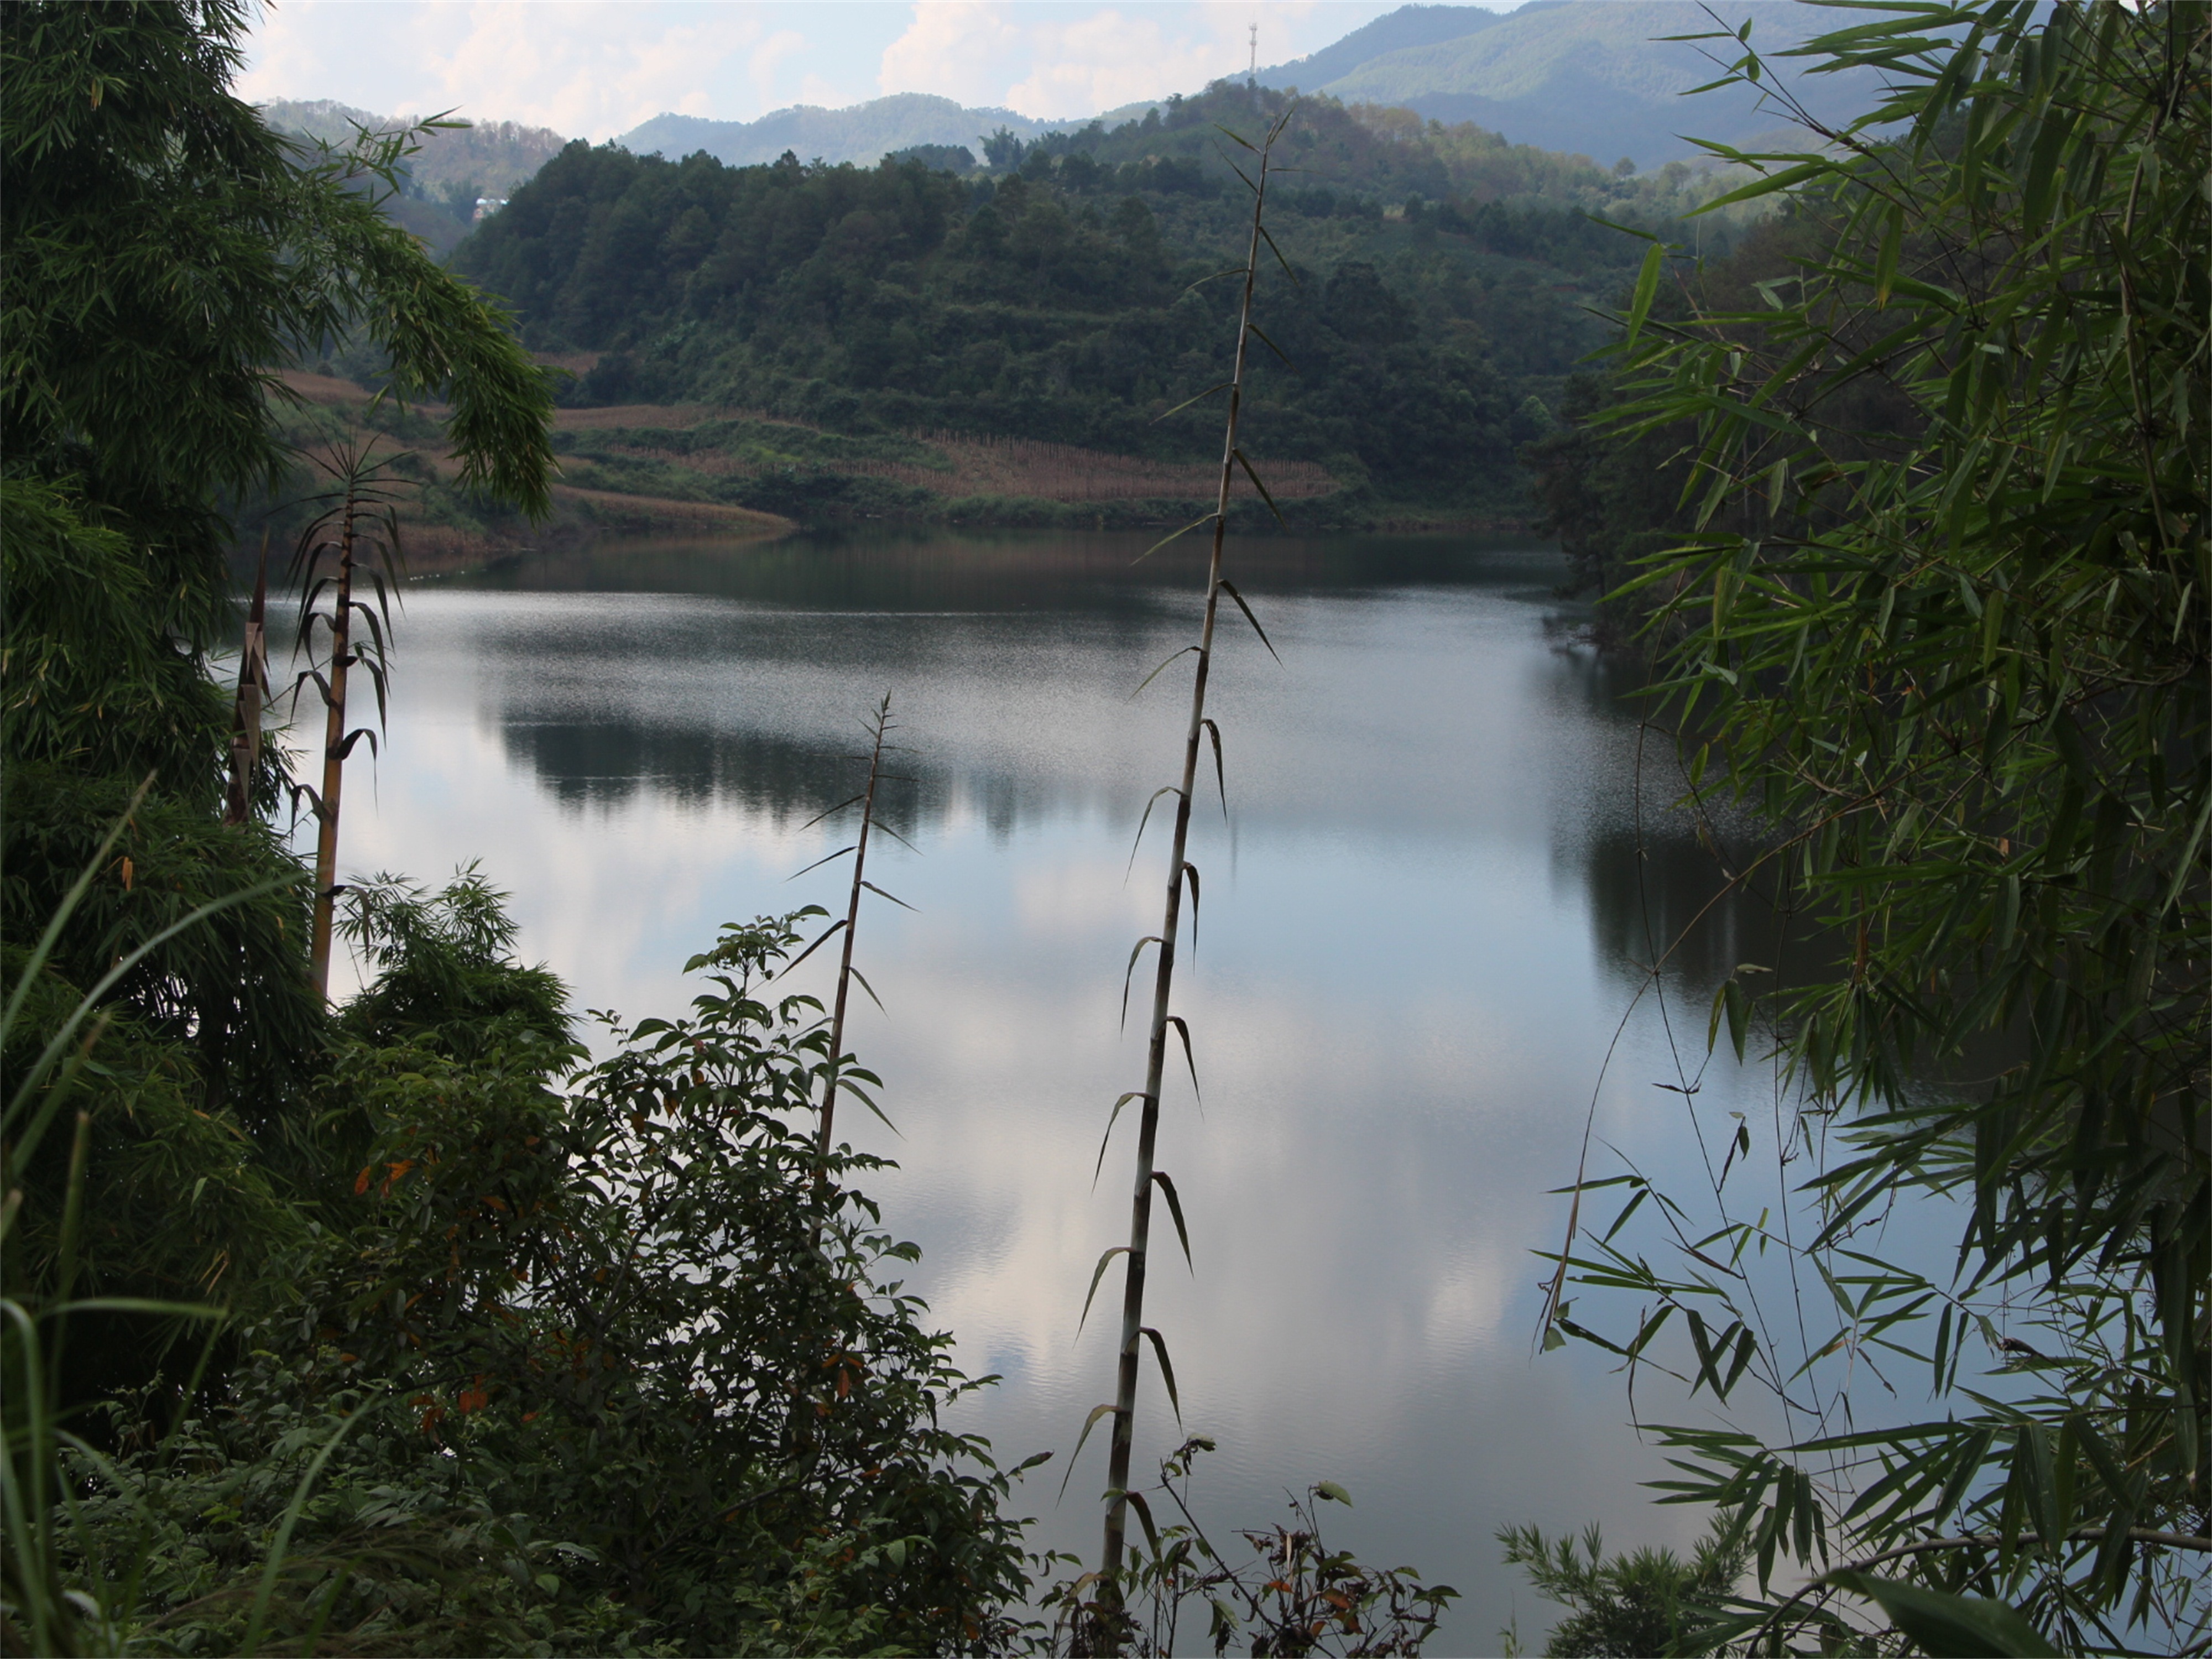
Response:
452,83,1740,513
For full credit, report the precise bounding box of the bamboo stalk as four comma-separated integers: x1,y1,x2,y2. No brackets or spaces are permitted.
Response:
290,447,403,1006
819,692,895,1177
1096,108,1293,1627
307,491,358,1003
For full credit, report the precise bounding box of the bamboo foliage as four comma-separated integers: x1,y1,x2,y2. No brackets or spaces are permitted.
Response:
288,444,406,1003
1076,107,1300,1637
1539,2,2209,1651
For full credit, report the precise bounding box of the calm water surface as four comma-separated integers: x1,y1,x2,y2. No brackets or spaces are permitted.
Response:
321,529,1782,1650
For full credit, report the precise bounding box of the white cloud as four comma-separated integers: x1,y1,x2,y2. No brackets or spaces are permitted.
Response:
874,2,1390,121
1004,6,1248,119
749,29,810,105
238,1,893,140
877,2,1029,109
409,3,772,137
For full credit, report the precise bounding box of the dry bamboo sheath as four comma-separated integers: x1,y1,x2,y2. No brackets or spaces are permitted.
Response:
1097,111,1290,1616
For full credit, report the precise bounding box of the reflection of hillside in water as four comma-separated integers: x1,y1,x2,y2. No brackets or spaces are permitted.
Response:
464,527,1533,612
501,716,1052,836
455,528,1791,1005
1532,643,1786,1004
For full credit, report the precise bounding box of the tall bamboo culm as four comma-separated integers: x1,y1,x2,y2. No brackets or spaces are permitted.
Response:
1091,106,1297,1637
817,693,901,1177
290,446,403,1003
306,491,359,1001
780,692,911,1183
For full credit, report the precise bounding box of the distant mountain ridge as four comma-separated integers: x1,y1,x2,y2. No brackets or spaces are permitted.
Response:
273,2,1887,207
1261,0,1888,167
619,93,1068,169
1256,3,1524,93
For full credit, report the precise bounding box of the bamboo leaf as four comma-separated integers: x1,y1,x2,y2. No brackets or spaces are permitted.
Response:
859,879,916,912
785,845,858,881
1134,511,1220,564
1246,321,1296,371
1688,158,1830,215
1122,936,1165,1026
1060,1401,1125,1499
1130,644,1202,700
1624,241,1666,354
795,792,869,833
1231,449,1290,527
1154,382,1233,421
1216,580,1280,661
773,919,848,979
1094,1092,1152,1185
844,964,885,1014
1822,1571,2060,1656
1123,1487,1162,1558
1128,785,1186,874
331,727,379,762
1874,202,1903,305
1198,718,1228,816
1150,1170,1193,1270
1079,1248,1130,1333
1138,1326,1183,1423
1164,1015,1201,1102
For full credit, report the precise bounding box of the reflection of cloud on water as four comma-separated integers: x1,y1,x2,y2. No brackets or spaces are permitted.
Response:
333,557,1771,1644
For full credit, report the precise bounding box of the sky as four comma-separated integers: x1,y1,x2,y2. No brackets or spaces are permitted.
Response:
236,1,1512,142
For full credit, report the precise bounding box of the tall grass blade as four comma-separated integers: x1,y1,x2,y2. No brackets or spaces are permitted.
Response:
237,1395,384,1656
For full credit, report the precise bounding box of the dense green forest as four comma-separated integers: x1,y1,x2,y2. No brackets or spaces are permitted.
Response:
450,82,1747,519
5,0,2205,1654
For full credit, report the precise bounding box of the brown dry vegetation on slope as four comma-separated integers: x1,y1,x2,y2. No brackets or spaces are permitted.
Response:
269,370,1338,571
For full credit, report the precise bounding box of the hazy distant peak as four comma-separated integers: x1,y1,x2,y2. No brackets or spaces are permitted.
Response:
619,93,1074,171
1255,3,1521,92
1300,0,1891,168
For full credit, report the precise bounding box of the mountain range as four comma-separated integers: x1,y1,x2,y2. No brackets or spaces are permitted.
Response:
1258,0,1888,166
274,2,1887,214
612,2,1887,174
619,93,1062,171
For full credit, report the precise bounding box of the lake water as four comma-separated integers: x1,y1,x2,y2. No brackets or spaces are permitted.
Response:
317,528,1786,1651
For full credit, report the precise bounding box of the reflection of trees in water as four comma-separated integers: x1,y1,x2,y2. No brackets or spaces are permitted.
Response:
469,531,1541,613
498,716,1067,843
502,718,940,831
1583,824,1786,1001
1540,645,1843,1009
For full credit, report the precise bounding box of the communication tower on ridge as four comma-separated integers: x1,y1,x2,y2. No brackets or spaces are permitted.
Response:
1248,22,1258,80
